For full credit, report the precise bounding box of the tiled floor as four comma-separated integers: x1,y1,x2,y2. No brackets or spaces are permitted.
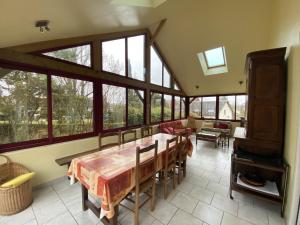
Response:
0,136,286,225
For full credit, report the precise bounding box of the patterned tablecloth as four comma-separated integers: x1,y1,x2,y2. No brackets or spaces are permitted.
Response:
67,133,193,219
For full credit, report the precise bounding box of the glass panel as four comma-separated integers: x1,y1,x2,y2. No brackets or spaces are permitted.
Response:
151,93,162,123
43,45,91,67
102,84,126,129
128,89,144,126
174,96,180,119
189,97,202,118
102,39,126,76
128,35,145,81
181,98,186,119
150,46,163,86
202,96,216,119
204,47,225,68
0,69,48,144
236,95,247,120
174,82,180,90
163,67,171,88
219,96,235,120
163,95,172,121
52,76,93,137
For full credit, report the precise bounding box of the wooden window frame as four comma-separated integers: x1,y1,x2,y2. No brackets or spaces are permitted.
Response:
203,47,226,69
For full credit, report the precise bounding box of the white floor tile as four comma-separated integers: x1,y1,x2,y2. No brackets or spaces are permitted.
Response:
42,212,77,225
211,194,238,216
238,204,269,225
170,192,198,213
169,210,203,225
190,186,214,204
193,201,223,225
0,206,35,225
221,212,252,225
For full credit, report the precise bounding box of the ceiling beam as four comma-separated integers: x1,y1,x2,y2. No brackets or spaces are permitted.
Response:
149,19,167,45
0,48,184,96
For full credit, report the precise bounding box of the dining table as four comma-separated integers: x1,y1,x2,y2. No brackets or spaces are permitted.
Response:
67,133,193,225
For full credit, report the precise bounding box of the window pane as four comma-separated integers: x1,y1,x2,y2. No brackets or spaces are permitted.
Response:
150,46,163,86
174,96,180,119
102,39,125,76
52,76,93,137
236,95,247,120
181,98,186,119
219,96,235,120
163,95,172,121
202,96,216,118
128,89,144,126
204,47,225,68
174,82,180,90
189,97,201,118
0,69,48,144
102,84,126,129
128,35,145,81
151,93,162,123
163,67,171,88
43,45,91,67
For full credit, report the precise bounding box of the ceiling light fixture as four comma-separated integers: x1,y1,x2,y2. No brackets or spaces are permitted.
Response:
35,20,50,33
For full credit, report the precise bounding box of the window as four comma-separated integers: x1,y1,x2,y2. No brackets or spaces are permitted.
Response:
128,89,144,126
236,95,247,119
163,95,172,121
181,97,186,119
43,45,91,67
204,47,226,68
189,97,202,118
174,96,181,120
197,46,228,76
151,92,162,123
0,69,48,145
174,82,180,90
128,35,145,81
163,67,171,88
102,84,126,129
102,38,126,76
150,46,163,86
52,76,93,137
202,96,216,119
218,95,235,120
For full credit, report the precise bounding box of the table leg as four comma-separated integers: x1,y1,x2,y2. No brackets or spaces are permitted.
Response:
101,205,119,225
81,184,88,211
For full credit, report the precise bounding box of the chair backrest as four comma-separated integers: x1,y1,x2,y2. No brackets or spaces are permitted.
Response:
135,140,158,187
141,126,153,138
165,136,178,170
99,131,121,150
122,129,137,144
177,131,188,158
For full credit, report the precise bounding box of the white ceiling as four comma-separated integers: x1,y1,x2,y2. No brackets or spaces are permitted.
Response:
0,0,275,95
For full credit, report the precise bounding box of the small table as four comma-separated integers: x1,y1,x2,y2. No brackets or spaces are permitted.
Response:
196,131,221,148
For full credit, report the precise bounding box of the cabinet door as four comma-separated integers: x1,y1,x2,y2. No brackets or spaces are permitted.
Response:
247,58,285,147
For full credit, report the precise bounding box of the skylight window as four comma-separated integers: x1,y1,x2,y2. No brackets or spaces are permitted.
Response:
112,0,167,8
204,47,225,68
197,46,228,76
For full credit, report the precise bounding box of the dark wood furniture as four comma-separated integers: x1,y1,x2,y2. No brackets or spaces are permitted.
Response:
122,129,137,144
196,131,221,148
162,136,178,199
121,141,158,225
141,126,153,138
230,48,288,217
99,131,121,150
55,149,98,167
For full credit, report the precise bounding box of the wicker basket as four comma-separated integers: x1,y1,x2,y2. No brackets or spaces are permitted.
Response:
0,155,33,215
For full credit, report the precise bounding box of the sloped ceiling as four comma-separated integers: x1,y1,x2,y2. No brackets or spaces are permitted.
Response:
0,0,274,95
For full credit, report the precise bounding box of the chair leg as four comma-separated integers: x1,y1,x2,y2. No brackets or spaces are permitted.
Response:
150,178,156,211
183,160,187,177
163,171,168,199
172,168,176,189
135,193,139,225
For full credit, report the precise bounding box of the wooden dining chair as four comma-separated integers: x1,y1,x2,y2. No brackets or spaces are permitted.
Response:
98,131,121,150
122,129,137,144
162,136,178,199
176,131,189,184
141,126,153,138
121,140,158,225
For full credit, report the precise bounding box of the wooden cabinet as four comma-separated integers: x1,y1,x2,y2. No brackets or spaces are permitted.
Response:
230,48,288,217
244,47,286,156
